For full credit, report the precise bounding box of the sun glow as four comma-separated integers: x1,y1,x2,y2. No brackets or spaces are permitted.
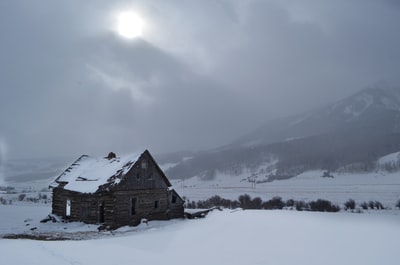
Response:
116,11,144,39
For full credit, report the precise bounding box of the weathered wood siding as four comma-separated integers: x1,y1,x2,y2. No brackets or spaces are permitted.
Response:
52,188,116,225
52,187,103,224
168,189,185,219
52,187,184,228
111,189,168,227
115,152,168,191
51,187,66,217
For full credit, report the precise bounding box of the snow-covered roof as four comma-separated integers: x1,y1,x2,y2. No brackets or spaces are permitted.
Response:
50,152,141,193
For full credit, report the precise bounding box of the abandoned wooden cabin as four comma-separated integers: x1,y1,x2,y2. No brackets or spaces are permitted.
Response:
49,150,184,228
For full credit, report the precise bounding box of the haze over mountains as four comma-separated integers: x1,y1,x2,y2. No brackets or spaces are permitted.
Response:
160,85,400,180
2,85,400,186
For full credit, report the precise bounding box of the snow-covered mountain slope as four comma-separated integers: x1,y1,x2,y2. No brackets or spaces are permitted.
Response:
164,129,400,180
163,86,400,180
378,151,400,165
232,86,400,148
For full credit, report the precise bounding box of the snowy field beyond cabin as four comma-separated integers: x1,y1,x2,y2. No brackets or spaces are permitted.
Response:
1,205,400,265
172,170,400,207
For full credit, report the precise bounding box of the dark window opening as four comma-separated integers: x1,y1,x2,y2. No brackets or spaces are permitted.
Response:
154,200,159,209
131,198,137,215
172,195,177,204
81,204,90,219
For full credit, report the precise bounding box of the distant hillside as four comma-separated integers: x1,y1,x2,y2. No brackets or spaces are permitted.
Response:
2,157,70,185
230,85,400,148
161,86,400,180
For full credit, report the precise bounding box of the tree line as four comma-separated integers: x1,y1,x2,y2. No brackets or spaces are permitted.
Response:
185,194,399,213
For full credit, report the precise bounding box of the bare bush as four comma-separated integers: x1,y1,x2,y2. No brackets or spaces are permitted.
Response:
309,199,340,212
18,193,26,201
344,199,356,211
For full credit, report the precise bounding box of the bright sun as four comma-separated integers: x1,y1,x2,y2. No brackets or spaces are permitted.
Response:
116,11,144,39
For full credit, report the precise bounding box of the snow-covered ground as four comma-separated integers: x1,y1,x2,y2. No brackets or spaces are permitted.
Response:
0,205,99,237
1,157,400,264
1,205,400,265
173,170,400,207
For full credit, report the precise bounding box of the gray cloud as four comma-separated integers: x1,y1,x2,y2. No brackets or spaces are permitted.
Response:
1,0,400,159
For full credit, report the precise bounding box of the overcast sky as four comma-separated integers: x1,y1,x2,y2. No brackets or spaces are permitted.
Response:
1,0,400,160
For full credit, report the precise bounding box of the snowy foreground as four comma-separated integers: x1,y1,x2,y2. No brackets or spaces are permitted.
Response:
1,205,400,265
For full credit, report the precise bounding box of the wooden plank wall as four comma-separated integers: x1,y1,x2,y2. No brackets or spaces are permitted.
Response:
52,188,184,228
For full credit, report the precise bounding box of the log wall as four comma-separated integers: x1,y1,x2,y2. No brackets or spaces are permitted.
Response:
52,187,184,228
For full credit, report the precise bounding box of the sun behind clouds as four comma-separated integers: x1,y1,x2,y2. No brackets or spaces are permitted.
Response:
116,11,144,39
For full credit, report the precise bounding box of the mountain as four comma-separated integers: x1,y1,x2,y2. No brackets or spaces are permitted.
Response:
160,86,400,180
231,85,400,148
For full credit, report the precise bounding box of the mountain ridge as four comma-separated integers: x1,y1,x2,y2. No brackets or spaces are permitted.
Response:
230,85,400,149
161,85,400,180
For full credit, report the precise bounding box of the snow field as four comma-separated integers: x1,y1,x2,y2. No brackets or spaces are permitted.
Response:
174,170,400,207
1,205,400,265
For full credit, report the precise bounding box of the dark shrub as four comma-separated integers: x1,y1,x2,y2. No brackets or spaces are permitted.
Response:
231,200,240,209
185,200,196,209
18,193,26,201
344,199,356,210
238,194,252,209
196,200,206,209
208,195,222,207
309,199,340,212
396,199,400,209
360,201,369,210
185,195,241,209
263,196,285,210
0,197,7,205
295,200,308,211
368,201,375,209
251,197,263,209
374,201,384,210
286,199,295,207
